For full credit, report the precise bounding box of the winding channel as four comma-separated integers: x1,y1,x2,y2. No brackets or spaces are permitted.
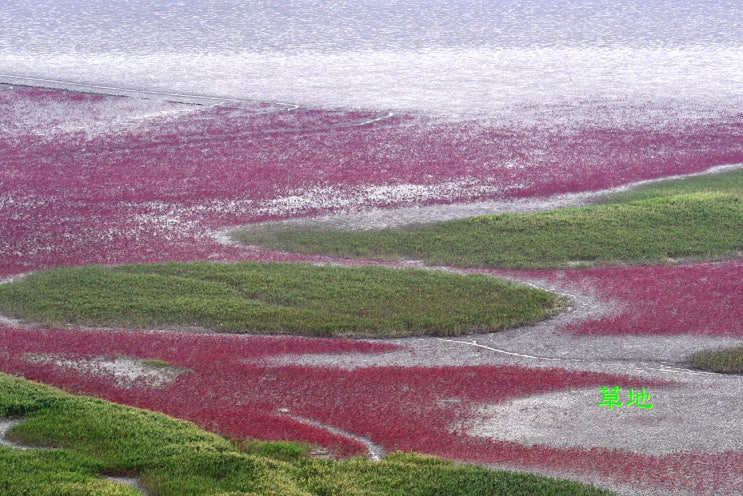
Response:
1,79,742,492
230,164,743,496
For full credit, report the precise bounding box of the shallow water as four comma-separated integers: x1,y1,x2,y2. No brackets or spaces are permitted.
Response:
1,1,741,118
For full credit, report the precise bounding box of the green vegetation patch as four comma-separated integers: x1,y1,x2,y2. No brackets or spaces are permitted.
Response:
602,168,743,203
234,169,743,268
296,452,617,496
139,357,175,369
0,373,616,495
685,344,743,374
0,261,565,337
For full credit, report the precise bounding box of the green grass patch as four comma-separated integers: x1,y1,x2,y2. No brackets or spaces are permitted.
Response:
238,439,310,462
685,344,743,374
601,168,743,203
0,373,617,495
139,358,174,369
0,261,565,338
234,169,743,268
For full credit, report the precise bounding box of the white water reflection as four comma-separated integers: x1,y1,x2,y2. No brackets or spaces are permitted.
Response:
0,1,741,118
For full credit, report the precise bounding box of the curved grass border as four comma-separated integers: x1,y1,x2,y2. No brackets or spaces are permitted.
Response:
685,345,743,374
233,169,743,268
0,373,617,495
0,261,566,338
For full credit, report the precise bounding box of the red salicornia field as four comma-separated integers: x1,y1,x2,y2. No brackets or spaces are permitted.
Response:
2,85,743,495
493,260,743,337
3,86,743,277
